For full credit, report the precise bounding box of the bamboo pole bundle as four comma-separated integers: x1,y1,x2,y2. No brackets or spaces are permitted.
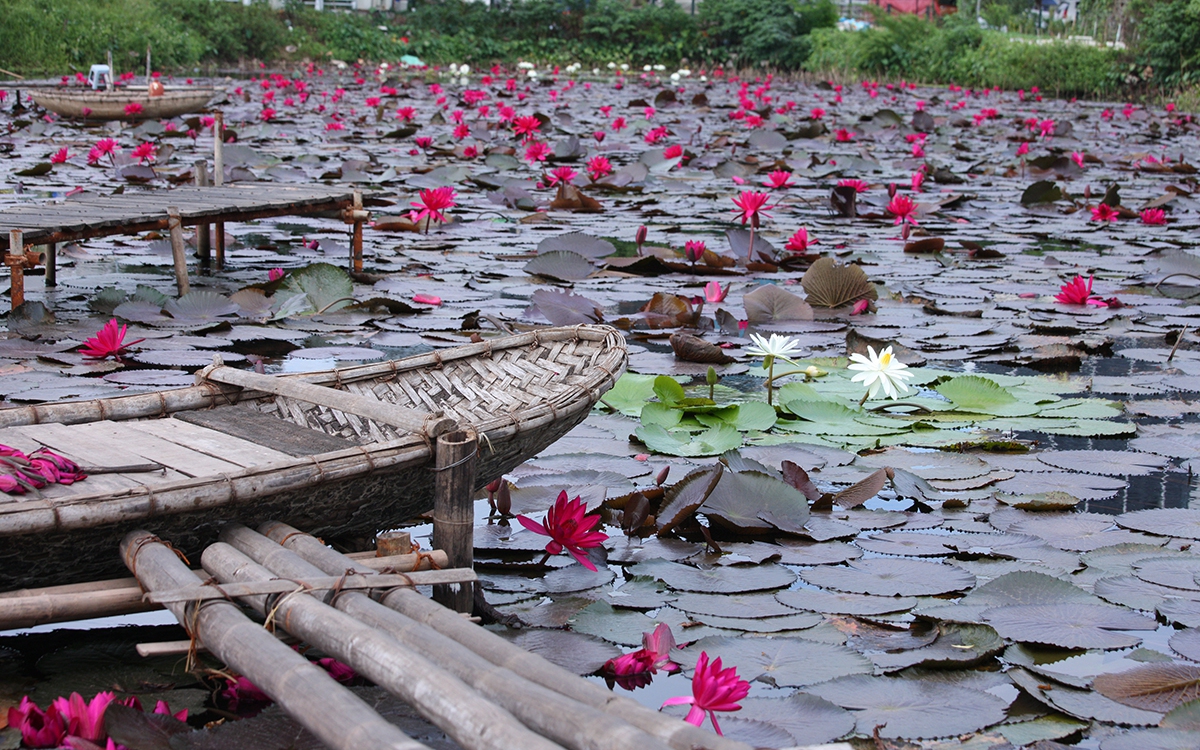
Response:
0,549,448,631
119,530,426,750
259,523,753,750
202,529,563,750
236,523,675,750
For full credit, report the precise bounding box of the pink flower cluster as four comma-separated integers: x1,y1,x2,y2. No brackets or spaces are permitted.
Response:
7,692,185,749
0,444,86,494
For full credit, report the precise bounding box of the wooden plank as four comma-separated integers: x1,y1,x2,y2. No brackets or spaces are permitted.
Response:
67,420,243,478
4,423,186,489
130,417,295,468
173,405,359,457
0,425,150,496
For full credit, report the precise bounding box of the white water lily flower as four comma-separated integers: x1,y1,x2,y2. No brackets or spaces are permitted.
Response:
745,333,802,364
848,345,914,400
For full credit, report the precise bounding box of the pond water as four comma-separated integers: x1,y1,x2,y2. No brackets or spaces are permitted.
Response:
3,67,1200,749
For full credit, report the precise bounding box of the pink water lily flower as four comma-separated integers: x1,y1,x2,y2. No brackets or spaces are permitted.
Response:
409,187,457,231
704,281,728,303
887,194,918,225
661,651,750,736
1141,208,1167,225
516,490,608,571
7,696,68,748
838,178,869,193
602,623,680,689
731,191,773,228
586,155,613,181
764,170,794,189
684,240,707,263
785,227,816,254
1090,203,1119,222
80,319,145,361
1055,274,1096,305
53,692,115,742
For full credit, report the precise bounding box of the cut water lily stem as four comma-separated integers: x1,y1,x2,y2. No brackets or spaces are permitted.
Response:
1168,326,1189,363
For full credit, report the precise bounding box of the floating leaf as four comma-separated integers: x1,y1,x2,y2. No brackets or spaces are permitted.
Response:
528,288,603,325
776,588,916,615
628,558,796,593
804,674,1010,739
871,623,1005,672
801,558,974,597
935,375,1037,416
1021,180,1063,205
734,693,855,746
702,470,810,534
536,232,615,260
523,250,594,281
982,603,1156,649
1009,667,1164,725
502,629,621,675
635,423,742,457
163,291,240,323
743,284,814,324
674,635,871,688
1094,665,1200,713
801,258,877,308
656,464,723,534
1118,509,1200,540
279,263,354,314
832,467,890,509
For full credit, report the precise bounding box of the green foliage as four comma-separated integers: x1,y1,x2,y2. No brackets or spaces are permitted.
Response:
807,16,1121,98
698,0,837,68
1136,0,1200,87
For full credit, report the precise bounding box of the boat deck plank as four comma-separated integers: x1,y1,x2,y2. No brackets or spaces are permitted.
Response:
131,417,296,467
173,405,361,457
68,420,245,477
0,423,189,490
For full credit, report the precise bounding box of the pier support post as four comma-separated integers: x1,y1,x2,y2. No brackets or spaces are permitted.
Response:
213,112,226,270
44,243,55,287
167,207,189,296
6,230,24,309
432,428,477,614
349,189,364,273
193,160,210,267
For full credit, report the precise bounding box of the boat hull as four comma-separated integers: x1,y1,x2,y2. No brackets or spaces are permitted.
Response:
0,326,627,590
29,87,220,120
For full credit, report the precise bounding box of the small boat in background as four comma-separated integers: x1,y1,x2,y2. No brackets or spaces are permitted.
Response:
0,325,628,590
29,86,221,120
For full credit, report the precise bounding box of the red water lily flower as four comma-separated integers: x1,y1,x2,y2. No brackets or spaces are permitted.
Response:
661,651,750,736
684,240,706,262
764,170,794,189
586,155,613,181
704,281,728,303
887,194,918,225
838,178,869,193
731,191,773,227
409,187,456,230
1141,208,1167,225
1091,203,1119,222
512,115,541,142
124,102,143,117
80,319,144,360
131,142,156,164
524,140,551,164
1055,274,1096,305
602,623,680,690
8,697,68,748
545,166,578,186
50,148,70,164
785,227,817,254
53,692,115,742
516,490,608,571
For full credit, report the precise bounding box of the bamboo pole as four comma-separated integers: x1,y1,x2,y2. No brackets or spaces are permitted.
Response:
259,524,751,750
0,550,446,631
120,530,427,750
432,428,476,613
204,528,565,750
167,207,189,295
146,568,475,604
198,362,456,437
254,523,677,750
350,190,364,273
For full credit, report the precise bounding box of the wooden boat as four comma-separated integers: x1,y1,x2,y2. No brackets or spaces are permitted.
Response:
28,86,220,120
0,325,627,591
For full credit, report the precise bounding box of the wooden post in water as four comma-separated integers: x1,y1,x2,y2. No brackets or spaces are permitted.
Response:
167,207,189,295
433,428,477,613
351,189,364,273
120,530,425,750
6,230,24,308
193,161,210,266
213,111,225,269
207,527,565,750
44,243,55,287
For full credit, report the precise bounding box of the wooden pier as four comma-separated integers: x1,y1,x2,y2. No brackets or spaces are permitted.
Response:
0,183,370,306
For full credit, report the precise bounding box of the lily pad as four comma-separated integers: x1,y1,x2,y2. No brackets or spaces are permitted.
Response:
982,603,1156,649
627,558,796,593
674,635,872,688
801,558,975,597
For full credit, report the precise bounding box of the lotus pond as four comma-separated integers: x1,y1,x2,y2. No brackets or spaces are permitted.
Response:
3,65,1200,749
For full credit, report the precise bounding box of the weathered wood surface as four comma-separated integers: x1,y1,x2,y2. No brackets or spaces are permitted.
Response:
262,523,751,750
206,527,565,750
0,185,356,249
171,406,359,457
122,530,427,750
0,548,448,631
253,523,685,750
